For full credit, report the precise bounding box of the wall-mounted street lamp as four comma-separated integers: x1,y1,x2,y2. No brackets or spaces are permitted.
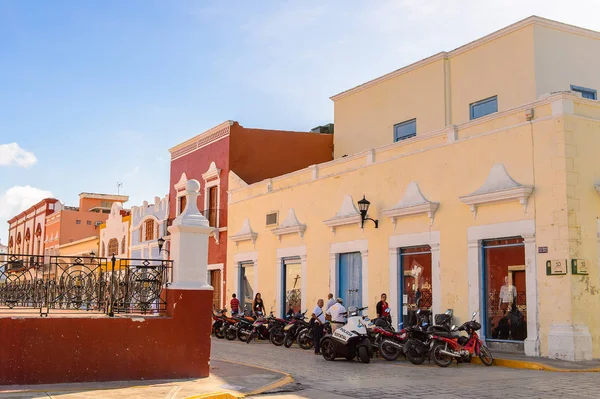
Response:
357,195,379,229
157,237,169,254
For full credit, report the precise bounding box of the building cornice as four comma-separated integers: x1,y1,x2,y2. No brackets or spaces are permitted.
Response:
330,16,600,101
169,121,234,160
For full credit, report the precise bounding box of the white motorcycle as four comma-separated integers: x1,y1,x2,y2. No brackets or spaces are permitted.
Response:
320,306,373,363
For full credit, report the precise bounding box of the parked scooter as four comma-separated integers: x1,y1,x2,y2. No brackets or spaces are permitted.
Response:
320,306,373,363
212,308,227,339
283,310,310,348
430,310,493,367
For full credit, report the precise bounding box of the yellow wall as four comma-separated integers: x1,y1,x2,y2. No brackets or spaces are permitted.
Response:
227,93,600,358
58,237,99,257
332,18,600,159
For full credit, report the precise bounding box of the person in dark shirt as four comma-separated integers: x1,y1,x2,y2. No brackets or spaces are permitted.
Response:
230,293,240,315
252,293,265,316
376,293,390,320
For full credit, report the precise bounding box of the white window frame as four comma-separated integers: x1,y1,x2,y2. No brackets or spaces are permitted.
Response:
467,220,538,356
388,231,440,330
329,240,369,309
276,245,307,318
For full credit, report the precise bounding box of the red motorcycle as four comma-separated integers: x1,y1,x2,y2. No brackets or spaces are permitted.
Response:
430,311,493,367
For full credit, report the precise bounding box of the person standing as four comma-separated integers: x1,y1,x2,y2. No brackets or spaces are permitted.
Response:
376,293,390,320
326,298,346,332
311,299,326,355
252,293,265,317
325,293,335,311
230,293,240,315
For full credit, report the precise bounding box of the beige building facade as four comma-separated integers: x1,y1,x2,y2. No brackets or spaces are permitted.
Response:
226,16,600,361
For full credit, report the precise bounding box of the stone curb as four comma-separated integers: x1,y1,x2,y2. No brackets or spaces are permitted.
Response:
471,357,600,372
185,358,294,399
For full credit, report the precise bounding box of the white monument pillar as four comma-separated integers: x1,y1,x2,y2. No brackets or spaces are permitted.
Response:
167,179,214,290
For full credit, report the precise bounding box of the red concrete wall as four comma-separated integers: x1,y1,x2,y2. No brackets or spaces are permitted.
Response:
168,136,230,267
229,124,334,184
0,288,212,385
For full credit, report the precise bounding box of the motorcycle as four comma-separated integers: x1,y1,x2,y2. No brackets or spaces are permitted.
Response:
320,306,373,363
228,311,256,342
376,321,408,361
430,310,493,367
296,320,332,350
269,313,291,346
283,310,309,348
212,308,227,339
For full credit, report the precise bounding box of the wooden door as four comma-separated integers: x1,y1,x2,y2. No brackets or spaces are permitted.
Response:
208,187,218,227
210,269,221,309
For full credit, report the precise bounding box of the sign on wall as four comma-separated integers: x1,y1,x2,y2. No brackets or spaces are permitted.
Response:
546,259,568,275
571,259,589,275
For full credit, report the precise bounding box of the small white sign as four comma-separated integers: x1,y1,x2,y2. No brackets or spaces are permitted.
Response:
402,306,408,315
403,294,408,302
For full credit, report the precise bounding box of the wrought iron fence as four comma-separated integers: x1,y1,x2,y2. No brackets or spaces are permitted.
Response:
0,254,172,317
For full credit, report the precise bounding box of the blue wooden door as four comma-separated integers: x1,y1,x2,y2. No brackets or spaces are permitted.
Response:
338,252,362,309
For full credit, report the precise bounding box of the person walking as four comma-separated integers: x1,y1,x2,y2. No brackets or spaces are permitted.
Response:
325,293,335,311
326,298,346,332
230,293,240,315
252,293,265,317
311,299,326,355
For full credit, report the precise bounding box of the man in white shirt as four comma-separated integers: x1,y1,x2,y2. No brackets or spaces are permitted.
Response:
326,298,346,332
311,299,326,355
325,293,335,311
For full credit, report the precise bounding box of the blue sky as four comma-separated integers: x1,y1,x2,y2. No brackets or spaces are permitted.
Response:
1,0,599,243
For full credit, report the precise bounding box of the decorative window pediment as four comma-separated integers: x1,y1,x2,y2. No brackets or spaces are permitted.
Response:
272,208,306,240
460,163,533,218
323,195,362,234
174,173,189,191
230,218,258,247
383,181,439,226
202,161,221,181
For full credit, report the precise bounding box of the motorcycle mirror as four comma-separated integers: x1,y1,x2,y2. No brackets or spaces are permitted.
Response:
451,324,457,331
385,308,391,314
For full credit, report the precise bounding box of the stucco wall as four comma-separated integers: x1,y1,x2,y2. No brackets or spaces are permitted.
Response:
227,94,600,358
0,288,212,385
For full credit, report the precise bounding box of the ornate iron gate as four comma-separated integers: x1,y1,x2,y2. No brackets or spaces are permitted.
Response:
0,254,172,317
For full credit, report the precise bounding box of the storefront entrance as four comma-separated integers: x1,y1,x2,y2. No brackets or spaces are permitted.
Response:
239,262,255,314
282,257,302,316
338,252,362,309
482,237,527,342
398,246,432,327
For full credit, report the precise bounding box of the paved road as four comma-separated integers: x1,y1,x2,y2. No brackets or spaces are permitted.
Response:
212,339,598,399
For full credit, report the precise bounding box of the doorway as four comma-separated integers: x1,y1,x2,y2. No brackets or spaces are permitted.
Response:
239,262,255,314
281,257,302,317
398,246,432,327
338,252,362,309
208,269,222,310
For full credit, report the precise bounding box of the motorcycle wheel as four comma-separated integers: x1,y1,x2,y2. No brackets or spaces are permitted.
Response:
269,329,285,346
238,328,250,342
297,330,314,350
225,327,237,341
479,345,493,366
404,340,426,365
214,325,225,339
357,346,370,364
432,343,453,367
283,333,294,348
380,340,402,361
246,332,254,344
320,338,336,361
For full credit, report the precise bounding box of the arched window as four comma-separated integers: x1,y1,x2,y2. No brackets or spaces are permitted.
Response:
108,239,119,256
144,219,155,241
121,236,126,254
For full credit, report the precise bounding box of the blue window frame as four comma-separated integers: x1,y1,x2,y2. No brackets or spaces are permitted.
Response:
570,85,597,100
470,96,498,120
394,119,416,142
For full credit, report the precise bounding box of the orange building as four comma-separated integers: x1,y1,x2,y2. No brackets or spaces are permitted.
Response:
44,193,129,256
7,198,60,256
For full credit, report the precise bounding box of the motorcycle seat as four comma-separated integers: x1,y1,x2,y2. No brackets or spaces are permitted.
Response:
434,330,460,338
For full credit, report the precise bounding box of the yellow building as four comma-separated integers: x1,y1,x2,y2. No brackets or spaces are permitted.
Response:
226,16,600,361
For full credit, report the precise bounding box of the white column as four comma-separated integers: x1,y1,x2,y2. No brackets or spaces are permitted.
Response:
275,256,282,317
167,179,214,291
388,248,399,328
467,239,481,321
430,243,442,316
300,254,307,316
360,249,369,309
523,235,540,356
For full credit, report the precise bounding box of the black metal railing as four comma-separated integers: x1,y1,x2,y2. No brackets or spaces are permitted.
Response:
0,254,172,317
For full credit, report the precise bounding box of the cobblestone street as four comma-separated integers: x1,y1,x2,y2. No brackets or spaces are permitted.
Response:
212,339,599,399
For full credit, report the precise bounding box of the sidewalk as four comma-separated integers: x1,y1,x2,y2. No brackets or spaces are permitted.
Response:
472,352,600,372
0,359,292,399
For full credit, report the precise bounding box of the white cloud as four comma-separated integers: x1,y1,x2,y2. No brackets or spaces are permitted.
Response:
0,143,38,168
0,186,53,242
